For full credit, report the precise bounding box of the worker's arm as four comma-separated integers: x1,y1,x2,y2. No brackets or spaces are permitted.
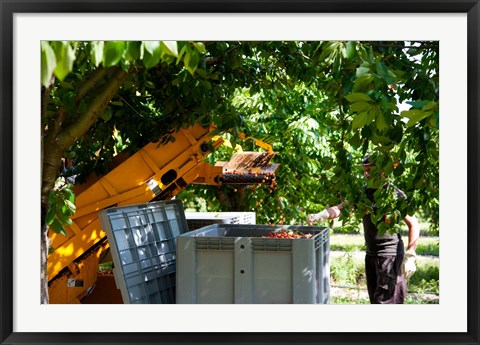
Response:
401,214,420,278
403,214,420,252
307,203,343,225
326,203,344,218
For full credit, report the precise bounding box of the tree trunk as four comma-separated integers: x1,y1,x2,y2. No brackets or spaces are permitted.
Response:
214,187,249,211
40,137,64,304
40,222,49,304
40,67,131,303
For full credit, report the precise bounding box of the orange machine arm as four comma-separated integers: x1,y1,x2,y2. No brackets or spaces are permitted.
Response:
237,132,273,153
48,123,278,304
48,124,223,303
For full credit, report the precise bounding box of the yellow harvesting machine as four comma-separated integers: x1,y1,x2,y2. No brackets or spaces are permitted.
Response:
47,124,278,304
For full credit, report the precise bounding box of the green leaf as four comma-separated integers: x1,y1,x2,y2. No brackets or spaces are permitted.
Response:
195,68,207,78
406,100,429,109
142,41,162,69
345,93,373,103
161,41,178,57
383,162,394,176
401,109,433,128
193,42,206,54
49,218,67,236
90,41,104,67
176,44,188,64
352,111,370,130
56,211,73,226
350,101,372,113
201,80,212,90
103,41,125,67
318,41,339,61
145,81,155,89
189,50,200,69
54,43,75,81
144,41,161,55
101,107,113,122
322,157,334,170
356,63,371,77
50,41,65,70
126,41,142,61
45,207,56,225
376,110,387,130
422,101,438,111
183,48,191,69
48,191,57,205
388,126,403,144
41,42,56,87
185,49,199,75
375,62,390,80
119,58,130,72
62,91,77,115
345,41,356,60
350,131,362,148
65,199,77,214
62,188,76,203
54,176,65,190
352,74,374,92
208,72,220,80
59,81,74,89
428,114,438,128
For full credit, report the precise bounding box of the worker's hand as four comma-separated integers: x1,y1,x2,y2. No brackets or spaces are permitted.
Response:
401,249,417,279
307,209,330,225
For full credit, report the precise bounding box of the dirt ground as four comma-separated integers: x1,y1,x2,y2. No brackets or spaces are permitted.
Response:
330,285,440,304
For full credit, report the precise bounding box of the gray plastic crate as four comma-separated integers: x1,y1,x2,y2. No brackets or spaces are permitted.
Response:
98,200,188,304
176,224,330,304
185,212,256,230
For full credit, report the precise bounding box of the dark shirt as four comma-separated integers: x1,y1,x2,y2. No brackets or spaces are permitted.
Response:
363,185,406,256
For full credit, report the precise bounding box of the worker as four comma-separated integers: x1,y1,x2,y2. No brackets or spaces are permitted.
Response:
307,155,420,304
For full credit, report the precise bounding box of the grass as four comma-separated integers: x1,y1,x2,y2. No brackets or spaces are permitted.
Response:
98,261,113,271
329,233,364,251
407,264,439,293
330,296,370,304
329,253,361,286
330,233,439,256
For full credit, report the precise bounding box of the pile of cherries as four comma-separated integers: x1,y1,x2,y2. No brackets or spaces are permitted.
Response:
264,229,313,239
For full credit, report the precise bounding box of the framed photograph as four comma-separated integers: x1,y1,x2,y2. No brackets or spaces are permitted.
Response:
1,1,478,344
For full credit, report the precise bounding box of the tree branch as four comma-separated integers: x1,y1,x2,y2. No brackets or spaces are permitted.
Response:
41,83,53,127
57,67,130,150
206,44,242,66
360,41,437,50
41,83,53,169
75,67,111,102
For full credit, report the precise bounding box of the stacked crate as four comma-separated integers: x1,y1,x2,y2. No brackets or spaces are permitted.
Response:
185,211,256,230
99,200,188,304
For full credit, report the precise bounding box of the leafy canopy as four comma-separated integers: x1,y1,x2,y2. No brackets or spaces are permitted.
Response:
42,40,439,236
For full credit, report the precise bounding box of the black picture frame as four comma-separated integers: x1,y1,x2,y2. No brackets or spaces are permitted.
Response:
1,1,479,344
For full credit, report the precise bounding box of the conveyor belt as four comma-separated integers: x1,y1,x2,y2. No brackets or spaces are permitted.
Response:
221,152,279,185
223,152,277,173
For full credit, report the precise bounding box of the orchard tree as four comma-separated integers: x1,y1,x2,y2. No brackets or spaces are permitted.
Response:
179,41,438,234
41,40,438,303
